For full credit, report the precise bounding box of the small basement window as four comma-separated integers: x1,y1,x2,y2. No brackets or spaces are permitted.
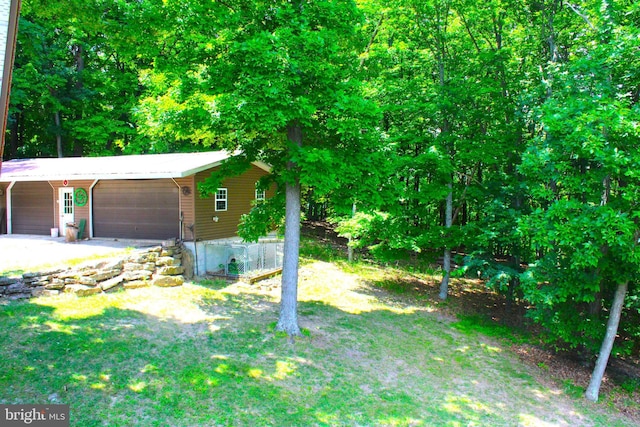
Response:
215,188,228,211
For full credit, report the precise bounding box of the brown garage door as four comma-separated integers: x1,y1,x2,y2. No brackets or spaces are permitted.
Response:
93,179,179,239
11,182,54,235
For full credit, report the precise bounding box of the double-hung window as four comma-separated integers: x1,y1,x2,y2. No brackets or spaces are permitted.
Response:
215,188,228,211
255,185,266,202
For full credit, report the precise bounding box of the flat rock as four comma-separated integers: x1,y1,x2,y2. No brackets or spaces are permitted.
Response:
152,275,184,287
78,269,98,276
99,275,125,291
26,279,50,288
160,248,175,257
143,263,157,271
157,266,185,276
92,269,121,282
78,277,98,286
5,283,29,294
124,262,145,271
123,270,152,281
123,280,150,289
0,277,20,286
95,259,124,271
156,257,181,267
130,251,157,263
64,284,102,297
45,282,65,290
27,268,63,277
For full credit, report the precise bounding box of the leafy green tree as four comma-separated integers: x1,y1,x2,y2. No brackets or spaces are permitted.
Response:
518,0,640,401
7,0,155,159
8,11,71,158
342,0,530,300
136,0,379,335
13,0,640,394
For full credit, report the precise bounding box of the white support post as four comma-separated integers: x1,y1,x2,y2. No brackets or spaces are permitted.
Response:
89,179,98,238
5,180,14,233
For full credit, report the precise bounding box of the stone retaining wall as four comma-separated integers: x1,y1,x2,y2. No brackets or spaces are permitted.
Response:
0,241,193,300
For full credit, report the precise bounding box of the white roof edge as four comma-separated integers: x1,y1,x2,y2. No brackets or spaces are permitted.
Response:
0,152,273,182
179,161,225,178
252,161,271,172
0,173,182,182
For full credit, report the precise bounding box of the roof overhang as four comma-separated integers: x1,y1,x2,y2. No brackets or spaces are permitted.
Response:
0,151,271,182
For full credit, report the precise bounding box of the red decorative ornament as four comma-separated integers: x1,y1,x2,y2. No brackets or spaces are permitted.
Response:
63,180,68,186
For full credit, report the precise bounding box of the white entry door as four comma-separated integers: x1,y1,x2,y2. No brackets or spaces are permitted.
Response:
59,187,74,235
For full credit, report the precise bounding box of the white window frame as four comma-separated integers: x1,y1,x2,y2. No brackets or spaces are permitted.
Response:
215,188,228,211
255,185,266,202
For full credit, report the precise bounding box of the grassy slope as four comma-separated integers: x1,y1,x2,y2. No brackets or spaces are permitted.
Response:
0,253,635,426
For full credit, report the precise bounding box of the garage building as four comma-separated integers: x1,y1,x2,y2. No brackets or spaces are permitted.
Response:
0,151,272,242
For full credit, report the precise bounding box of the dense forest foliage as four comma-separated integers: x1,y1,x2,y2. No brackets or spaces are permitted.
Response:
5,0,640,400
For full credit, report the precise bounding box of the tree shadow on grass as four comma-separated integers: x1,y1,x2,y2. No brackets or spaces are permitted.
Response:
0,283,633,427
359,271,534,335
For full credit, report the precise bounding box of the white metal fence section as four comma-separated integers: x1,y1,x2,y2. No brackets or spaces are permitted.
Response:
204,241,284,278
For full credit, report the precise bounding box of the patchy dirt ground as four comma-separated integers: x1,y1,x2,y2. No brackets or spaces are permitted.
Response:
419,273,640,420
302,220,640,421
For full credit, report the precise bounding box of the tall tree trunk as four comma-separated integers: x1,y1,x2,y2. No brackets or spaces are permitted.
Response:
585,281,628,402
590,176,612,318
585,171,623,401
276,122,302,336
348,202,356,263
54,111,63,158
73,44,84,156
435,7,453,300
439,179,453,300
8,112,20,158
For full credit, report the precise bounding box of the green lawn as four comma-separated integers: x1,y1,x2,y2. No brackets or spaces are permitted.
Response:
0,257,635,426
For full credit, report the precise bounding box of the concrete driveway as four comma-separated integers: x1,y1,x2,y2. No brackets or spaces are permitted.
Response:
0,234,162,274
